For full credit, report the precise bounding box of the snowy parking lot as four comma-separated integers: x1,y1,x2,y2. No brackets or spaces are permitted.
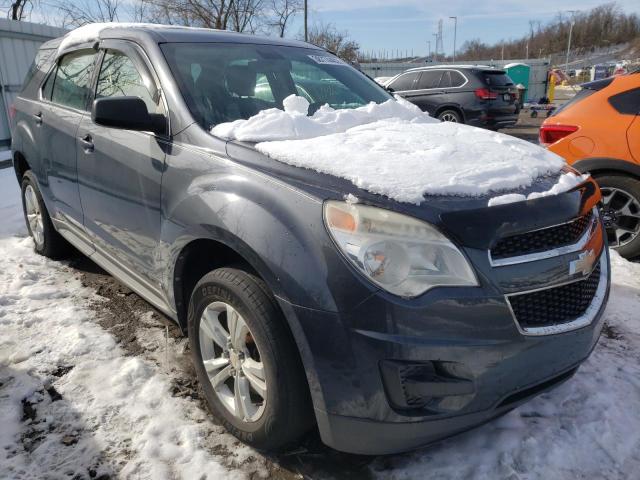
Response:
1,165,640,479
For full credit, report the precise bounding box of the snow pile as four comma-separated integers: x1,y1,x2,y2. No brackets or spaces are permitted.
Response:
213,95,567,203
0,237,245,479
212,94,437,142
488,172,590,206
0,167,24,236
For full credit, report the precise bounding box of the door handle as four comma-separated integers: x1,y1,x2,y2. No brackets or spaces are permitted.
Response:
33,112,42,125
80,134,94,153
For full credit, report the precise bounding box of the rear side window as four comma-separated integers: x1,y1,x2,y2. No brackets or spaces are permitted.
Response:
49,50,97,110
483,72,514,87
22,49,55,90
417,71,444,89
389,72,419,91
96,50,161,114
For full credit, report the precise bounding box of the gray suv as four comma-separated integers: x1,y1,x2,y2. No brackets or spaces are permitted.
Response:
11,25,609,455
385,66,519,129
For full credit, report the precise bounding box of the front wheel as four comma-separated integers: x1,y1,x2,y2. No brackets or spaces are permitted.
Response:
188,267,313,450
594,174,640,259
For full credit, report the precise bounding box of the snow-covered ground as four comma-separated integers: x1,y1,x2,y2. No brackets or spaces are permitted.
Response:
1,166,640,479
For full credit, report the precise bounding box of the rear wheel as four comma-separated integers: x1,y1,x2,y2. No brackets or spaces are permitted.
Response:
437,109,462,123
20,171,69,259
188,267,312,450
593,174,640,259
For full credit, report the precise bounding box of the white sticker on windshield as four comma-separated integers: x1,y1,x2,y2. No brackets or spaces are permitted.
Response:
307,54,348,66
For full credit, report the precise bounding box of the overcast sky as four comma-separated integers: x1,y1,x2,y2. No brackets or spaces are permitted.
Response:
294,0,640,56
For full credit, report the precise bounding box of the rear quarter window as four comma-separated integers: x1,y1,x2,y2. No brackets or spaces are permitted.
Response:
608,88,640,115
21,48,56,98
450,71,466,87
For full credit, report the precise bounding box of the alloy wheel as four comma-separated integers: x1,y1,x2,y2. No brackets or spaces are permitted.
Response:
24,185,44,247
199,301,266,422
600,187,640,248
440,112,459,122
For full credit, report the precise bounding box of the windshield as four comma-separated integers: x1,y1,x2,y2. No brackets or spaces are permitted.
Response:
161,43,392,129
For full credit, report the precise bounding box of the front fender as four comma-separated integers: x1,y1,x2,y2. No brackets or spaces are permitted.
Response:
159,143,376,314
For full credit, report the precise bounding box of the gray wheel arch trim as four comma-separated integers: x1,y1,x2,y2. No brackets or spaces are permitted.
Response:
572,158,640,179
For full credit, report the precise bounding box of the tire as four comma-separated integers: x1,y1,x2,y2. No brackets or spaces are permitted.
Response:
437,109,463,123
188,267,312,451
20,171,69,259
592,173,640,259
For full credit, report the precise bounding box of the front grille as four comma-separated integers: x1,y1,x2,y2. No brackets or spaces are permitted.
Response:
509,262,601,329
491,211,593,260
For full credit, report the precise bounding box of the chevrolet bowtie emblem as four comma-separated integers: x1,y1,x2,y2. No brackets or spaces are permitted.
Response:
569,249,597,276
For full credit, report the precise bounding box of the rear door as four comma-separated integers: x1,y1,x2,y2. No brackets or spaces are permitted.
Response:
39,49,99,251
406,70,445,114
76,40,167,283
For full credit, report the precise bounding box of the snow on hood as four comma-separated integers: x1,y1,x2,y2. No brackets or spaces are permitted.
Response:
213,95,569,204
488,172,590,207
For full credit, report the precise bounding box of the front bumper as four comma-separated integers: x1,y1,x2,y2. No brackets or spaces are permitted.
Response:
316,364,579,455
280,236,610,455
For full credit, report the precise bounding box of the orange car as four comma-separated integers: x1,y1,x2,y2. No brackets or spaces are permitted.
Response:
540,70,640,258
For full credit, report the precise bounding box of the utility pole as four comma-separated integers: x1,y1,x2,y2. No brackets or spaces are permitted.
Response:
564,10,578,73
449,16,457,62
501,43,504,61
432,33,438,61
427,40,431,59
526,42,529,60
304,0,308,42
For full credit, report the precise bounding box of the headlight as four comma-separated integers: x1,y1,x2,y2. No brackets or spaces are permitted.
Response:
323,201,478,297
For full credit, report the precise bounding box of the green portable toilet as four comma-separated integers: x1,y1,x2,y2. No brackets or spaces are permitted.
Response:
504,63,530,101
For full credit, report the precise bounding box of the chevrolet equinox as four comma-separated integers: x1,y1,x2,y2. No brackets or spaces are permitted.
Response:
11,25,610,455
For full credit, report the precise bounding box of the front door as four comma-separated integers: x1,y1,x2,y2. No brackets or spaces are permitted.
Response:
76,41,167,285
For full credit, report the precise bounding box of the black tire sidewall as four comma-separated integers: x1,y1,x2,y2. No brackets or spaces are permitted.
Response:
188,269,301,448
594,174,640,259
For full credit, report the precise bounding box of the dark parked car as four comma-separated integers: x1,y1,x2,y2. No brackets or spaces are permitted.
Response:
11,25,609,455
385,66,519,129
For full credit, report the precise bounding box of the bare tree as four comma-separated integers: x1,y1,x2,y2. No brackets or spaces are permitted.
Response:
229,0,264,33
146,0,265,32
306,22,359,63
0,0,31,19
269,0,302,37
52,0,120,27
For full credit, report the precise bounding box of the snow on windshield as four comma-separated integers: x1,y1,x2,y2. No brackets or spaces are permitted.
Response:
213,95,569,204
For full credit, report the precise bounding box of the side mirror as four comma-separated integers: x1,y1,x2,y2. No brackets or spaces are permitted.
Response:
385,85,395,93
92,96,166,135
